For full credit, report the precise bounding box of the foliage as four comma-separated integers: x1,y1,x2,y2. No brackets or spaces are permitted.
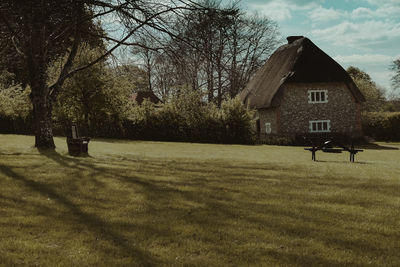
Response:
0,85,31,119
362,112,400,141
110,64,149,93
125,90,255,144
0,78,33,134
0,0,203,148
0,71,255,144
257,135,295,146
347,66,385,112
219,97,255,143
52,44,139,137
383,98,400,112
0,70,18,88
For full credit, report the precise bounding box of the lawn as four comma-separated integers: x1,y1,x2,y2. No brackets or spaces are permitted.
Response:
0,134,399,266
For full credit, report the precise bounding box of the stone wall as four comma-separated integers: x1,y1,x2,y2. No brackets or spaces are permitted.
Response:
278,82,363,137
258,108,278,134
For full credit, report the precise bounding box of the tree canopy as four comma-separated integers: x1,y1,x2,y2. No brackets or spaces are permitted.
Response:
347,66,385,112
0,0,203,148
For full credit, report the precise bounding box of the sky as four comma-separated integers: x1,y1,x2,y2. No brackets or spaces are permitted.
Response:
237,0,400,94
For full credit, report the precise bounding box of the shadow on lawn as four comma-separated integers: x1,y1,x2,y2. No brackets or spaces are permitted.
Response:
90,138,149,144
85,158,399,265
38,148,99,171
361,143,399,150
0,161,159,266
315,160,369,164
14,149,400,265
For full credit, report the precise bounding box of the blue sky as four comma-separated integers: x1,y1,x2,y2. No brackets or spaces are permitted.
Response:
237,0,400,93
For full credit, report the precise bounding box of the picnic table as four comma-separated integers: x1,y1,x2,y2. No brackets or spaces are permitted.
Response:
304,140,363,162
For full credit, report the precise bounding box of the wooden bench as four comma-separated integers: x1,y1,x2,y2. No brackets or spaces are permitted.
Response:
66,124,90,156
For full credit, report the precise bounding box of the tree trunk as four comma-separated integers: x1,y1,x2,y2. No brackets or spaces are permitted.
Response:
27,36,55,149
29,64,55,148
207,60,214,102
217,66,223,107
230,24,238,98
25,3,56,149
83,103,90,135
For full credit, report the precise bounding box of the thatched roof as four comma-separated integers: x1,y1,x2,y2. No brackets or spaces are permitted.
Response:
132,91,161,105
240,36,365,109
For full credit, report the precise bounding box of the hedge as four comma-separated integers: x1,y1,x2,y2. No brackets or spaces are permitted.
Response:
362,112,400,141
0,97,256,145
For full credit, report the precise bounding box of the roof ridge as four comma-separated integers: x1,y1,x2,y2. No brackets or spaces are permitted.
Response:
240,36,365,109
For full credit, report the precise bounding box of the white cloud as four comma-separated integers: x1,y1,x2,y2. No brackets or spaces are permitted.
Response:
351,7,374,19
249,1,292,21
354,1,400,19
308,6,345,22
312,20,400,48
365,0,400,6
307,3,400,23
333,53,398,88
375,4,400,18
247,0,319,21
368,71,393,88
334,54,393,64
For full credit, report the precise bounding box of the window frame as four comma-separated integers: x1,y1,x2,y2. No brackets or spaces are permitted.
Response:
309,120,331,133
308,90,328,104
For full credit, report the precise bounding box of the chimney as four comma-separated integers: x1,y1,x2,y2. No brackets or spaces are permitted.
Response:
287,36,304,44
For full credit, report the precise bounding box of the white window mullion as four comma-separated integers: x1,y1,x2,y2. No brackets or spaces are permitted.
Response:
308,90,329,104
309,120,331,133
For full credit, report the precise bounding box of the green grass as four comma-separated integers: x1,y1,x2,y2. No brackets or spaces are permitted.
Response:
0,134,399,266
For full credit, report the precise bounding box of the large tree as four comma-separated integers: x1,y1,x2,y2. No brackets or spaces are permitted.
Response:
347,66,385,112
0,0,198,148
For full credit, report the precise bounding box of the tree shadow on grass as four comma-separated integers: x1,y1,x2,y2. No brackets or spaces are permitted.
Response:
360,143,399,150
99,159,397,261
90,138,149,144
0,163,159,266
24,149,400,265
315,160,369,164
37,148,97,170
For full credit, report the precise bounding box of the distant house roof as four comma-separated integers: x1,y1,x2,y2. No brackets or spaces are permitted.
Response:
132,91,161,105
240,36,365,109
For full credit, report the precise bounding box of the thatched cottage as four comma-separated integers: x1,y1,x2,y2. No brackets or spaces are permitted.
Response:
240,36,365,139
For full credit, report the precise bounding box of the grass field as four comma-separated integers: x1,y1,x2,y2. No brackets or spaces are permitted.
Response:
0,134,399,266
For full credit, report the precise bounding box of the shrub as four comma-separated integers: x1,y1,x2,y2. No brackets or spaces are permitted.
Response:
123,92,255,144
362,112,400,141
257,135,295,146
0,85,33,134
0,81,255,144
218,97,255,144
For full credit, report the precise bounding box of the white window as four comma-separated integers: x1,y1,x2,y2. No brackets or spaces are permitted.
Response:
265,122,271,134
309,120,331,133
308,90,328,103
